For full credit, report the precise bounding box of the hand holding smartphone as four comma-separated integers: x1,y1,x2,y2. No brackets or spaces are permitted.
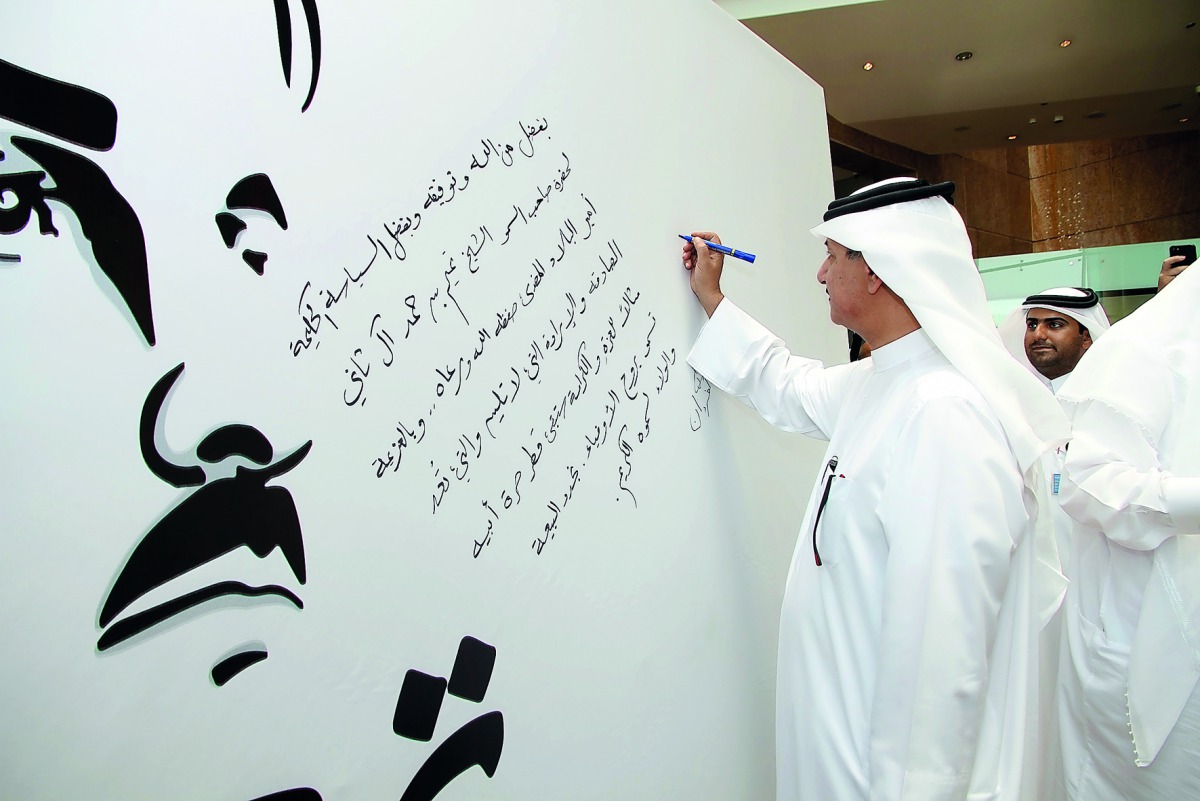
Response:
1169,244,1197,266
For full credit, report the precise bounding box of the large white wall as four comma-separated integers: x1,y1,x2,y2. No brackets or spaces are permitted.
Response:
0,2,839,797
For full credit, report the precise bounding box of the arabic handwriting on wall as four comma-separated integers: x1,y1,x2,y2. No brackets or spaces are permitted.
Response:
291,117,554,358
388,117,551,259
689,370,713,432
369,190,609,482
332,164,601,419
340,310,410,407
280,120,692,561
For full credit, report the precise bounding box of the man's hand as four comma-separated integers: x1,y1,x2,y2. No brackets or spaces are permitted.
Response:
1158,255,1189,293
682,231,725,317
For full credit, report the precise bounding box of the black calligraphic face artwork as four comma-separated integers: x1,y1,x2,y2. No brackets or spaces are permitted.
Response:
1,3,505,799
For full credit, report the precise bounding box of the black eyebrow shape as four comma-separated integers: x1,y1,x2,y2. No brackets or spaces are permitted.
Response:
0,58,117,151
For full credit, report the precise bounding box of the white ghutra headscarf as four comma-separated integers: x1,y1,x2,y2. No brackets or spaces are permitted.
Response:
810,177,1071,800
998,286,1111,385
811,177,1071,474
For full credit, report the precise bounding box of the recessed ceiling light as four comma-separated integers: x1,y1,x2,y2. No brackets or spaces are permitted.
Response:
954,125,970,132
1007,134,1019,140
1186,22,1196,29
1181,117,1192,124
1085,111,1106,119
955,51,973,61
1028,117,1037,124
862,61,874,71
1059,39,1072,48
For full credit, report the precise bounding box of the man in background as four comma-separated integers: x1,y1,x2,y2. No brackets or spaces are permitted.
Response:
680,177,1068,801
997,287,1111,794
999,287,1110,395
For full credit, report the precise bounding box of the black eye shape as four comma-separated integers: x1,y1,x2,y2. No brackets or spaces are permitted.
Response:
215,173,289,276
1,136,155,345
0,167,56,239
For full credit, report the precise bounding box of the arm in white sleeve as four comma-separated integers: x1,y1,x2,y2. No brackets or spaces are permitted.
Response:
685,298,853,437
870,396,1024,801
1164,475,1200,531
1059,399,1198,550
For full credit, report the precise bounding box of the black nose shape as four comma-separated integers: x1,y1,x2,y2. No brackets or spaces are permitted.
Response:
142,364,281,486
198,424,274,466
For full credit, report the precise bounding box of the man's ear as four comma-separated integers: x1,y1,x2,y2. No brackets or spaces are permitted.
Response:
864,266,885,295
1080,326,1093,351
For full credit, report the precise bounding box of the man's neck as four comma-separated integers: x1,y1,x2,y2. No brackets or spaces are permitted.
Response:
863,316,920,350
856,289,921,349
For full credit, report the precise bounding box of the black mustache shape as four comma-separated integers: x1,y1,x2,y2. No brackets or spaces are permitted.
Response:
101,363,312,640
98,441,311,631
399,711,504,801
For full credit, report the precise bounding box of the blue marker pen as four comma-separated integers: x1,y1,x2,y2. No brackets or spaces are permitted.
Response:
678,234,756,263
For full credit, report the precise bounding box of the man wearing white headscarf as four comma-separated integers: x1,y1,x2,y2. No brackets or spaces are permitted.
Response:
998,287,1111,796
997,288,1111,553
998,287,1111,395
1052,264,1200,799
680,178,1069,801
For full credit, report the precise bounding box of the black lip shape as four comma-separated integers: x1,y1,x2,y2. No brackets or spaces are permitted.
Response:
98,582,302,651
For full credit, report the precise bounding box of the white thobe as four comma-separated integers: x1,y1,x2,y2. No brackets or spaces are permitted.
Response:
1033,373,1072,798
688,301,1032,801
1055,347,1200,799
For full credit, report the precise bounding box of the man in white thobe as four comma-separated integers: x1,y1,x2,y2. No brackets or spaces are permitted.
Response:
998,287,1111,545
1053,264,1200,799
680,178,1069,801
998,287,1111,795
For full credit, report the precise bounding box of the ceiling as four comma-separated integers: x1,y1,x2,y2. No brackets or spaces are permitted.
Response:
716,0,1200,155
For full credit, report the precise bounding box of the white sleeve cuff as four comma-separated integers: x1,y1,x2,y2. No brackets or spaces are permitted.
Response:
685,298,774,391
1164,476,1200,533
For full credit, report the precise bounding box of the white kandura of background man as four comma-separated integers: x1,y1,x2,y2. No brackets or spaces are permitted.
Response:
998,286,1111,794
679,178,1070,801
998,288,1111,529
1052,263,1200,800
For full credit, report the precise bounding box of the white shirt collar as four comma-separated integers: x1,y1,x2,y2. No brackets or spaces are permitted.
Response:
870,327,936,372
1048,373,1071,394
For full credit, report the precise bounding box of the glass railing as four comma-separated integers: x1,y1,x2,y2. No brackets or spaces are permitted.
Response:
978,238,1200,325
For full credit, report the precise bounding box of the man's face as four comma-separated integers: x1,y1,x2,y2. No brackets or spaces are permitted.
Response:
2,8,517,798
817,238,872,330
1023,307,1092,380
0,6,335,795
